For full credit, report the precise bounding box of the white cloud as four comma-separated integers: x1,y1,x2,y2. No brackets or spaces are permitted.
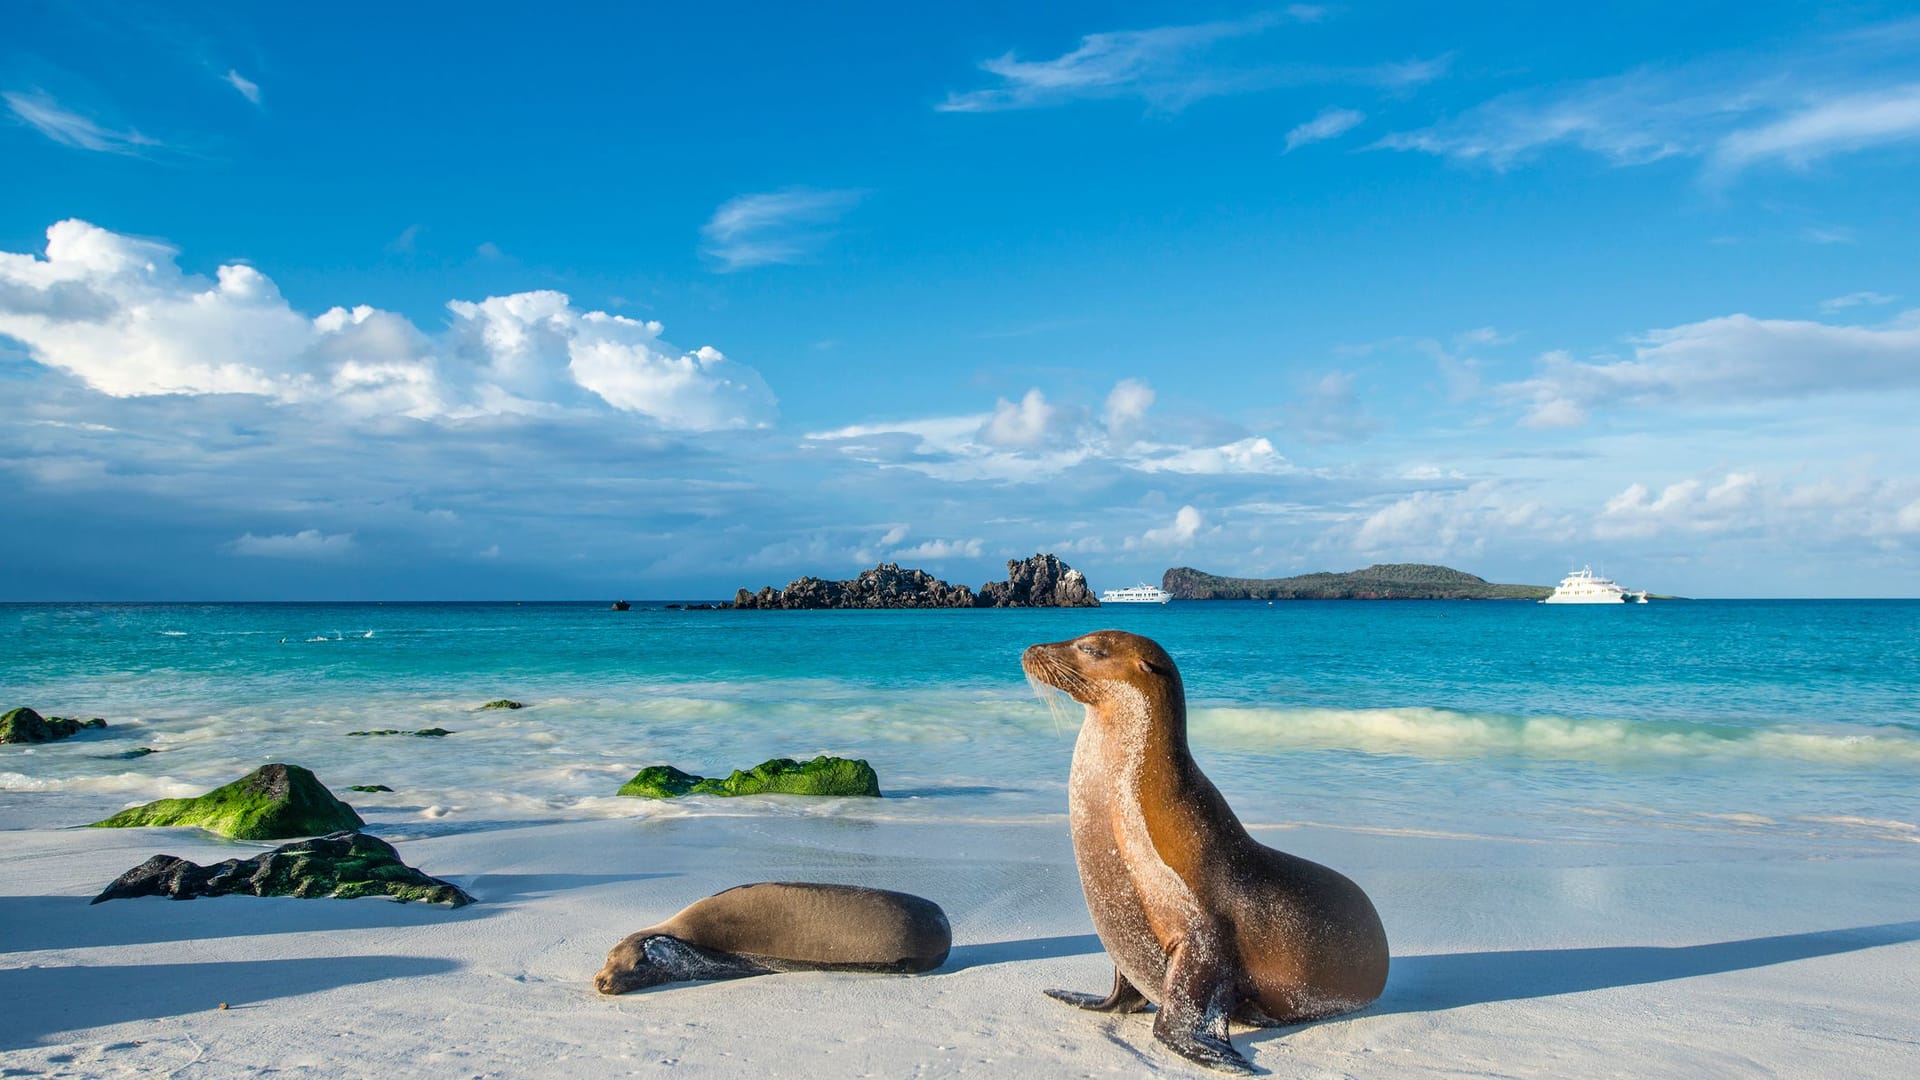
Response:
0,220,776,431
225,69,262,105
1129,505,1204,549
1503,312,1920,427
1593,470,1920,544
1133,437,1292,475
938,12,1438,114
1285,107,1365,151
228,529,355,559
1821,291,1897,312
701,189,864,271
892,538,983,560
879,524,910,546
1103,377,1155,440
1802,225,1856,245
1354,482,1549,556
1379,31,1920,177
980,388,1059,448
2,90,161,155
1714,82,1920,170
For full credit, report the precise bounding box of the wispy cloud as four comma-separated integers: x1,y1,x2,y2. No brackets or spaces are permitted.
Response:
1801,225,1856,245
1713,82,1920,170
1501,311,1920,427
224,69,262,105
938,12,1441,114
2,90,161,155
1380,22,1920,177
1821,291,1897,313
701,189,864,271
1285,107,1365,151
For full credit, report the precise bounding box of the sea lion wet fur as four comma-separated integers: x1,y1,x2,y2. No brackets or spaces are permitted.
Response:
595,881,951,994
1023,629,1389,1074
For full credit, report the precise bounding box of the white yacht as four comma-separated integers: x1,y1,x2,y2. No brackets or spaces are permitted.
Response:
1541,567,1647,604
1100,583,1172,605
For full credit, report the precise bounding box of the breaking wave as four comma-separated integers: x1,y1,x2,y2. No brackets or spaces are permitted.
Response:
1187,705,1920,765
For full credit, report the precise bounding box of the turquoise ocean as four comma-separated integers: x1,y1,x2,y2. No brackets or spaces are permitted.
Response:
4,600,1918,854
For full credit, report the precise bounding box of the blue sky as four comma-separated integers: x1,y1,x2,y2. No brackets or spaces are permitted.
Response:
3,1,1918,599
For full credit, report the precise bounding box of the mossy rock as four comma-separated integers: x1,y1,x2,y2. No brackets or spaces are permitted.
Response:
479,700,524,710
617,756,880,799
1,707,107,744
92,830,473,907
346,728,453,737
91,763,365,840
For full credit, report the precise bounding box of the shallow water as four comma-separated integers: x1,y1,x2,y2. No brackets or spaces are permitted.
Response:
3,600,1916,853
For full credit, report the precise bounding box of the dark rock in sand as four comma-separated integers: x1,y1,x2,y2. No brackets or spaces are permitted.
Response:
480,700,524,710
349,784,394,793
1,707,108,744
101,747,156,760
347,727,454,737
91,763,365,840
618,756,881,798
92,830,473,907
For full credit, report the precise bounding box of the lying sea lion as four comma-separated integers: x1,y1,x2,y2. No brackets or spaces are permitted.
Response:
594,881,951,994
1023,630,1388,1074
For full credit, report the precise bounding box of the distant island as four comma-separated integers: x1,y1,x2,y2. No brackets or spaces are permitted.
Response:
732,553,1098,609
1162,563,1553,601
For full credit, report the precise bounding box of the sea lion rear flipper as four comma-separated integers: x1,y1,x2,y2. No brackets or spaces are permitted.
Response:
1152,937,1255,1074
1044,966,1149,1013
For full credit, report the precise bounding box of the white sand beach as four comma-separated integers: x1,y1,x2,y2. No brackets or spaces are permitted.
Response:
5,801,1917,1077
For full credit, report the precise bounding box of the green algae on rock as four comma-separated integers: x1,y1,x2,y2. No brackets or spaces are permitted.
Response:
1,707,107,744
479,700,525,710
346,727,453,737
91,763,365,840
92,830,474,907
617,756,880,798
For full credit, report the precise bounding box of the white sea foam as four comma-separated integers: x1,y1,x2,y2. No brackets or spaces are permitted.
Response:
1186,705,1920,764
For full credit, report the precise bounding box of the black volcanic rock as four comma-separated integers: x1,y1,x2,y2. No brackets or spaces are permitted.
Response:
732,553,1097,609
976,554,1098,608
92,831,473,906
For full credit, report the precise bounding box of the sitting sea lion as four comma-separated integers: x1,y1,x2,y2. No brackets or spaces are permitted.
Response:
1023,630,1388,1074
594,881,951,994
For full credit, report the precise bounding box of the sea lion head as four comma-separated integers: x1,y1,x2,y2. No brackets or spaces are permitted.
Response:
1021,629,1181,708
594,932,680,995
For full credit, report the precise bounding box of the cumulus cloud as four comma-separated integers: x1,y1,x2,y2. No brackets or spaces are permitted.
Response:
1129,505,1204,549
1103,377,1155,440
2,90,161,155
1285,107,1365,151
808,389,1291,483
0,220,776,431
1132,437,1292,475
980,388,1059,448
892,538,983,560
1353,482,1554,557
1597,474,1759,540
228,529,355,559
701,189,864,271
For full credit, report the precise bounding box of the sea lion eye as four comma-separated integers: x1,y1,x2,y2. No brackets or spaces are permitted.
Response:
1076,643,1107,658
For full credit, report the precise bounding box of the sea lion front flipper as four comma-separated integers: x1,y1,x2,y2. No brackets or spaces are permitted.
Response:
1152,937,1255,1074
1044,966,1149,1013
